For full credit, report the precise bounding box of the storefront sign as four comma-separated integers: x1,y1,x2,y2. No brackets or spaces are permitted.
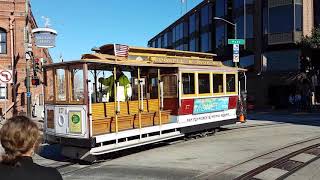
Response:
150,57,221,66
177,109,236,124
68,111,82,133
32,28,57,48
193,97,229,114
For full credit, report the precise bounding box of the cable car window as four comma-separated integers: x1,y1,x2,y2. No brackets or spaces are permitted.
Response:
45,69,54,102
226,74,236,92
162,75,177,98
150,77,158,99
213,74,224,93
198,73,210,94
71,67,84,102
55,68,67,101
182,73,195,95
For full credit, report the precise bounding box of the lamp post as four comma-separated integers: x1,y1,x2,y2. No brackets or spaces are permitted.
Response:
213,17,238,67
213,17,237,39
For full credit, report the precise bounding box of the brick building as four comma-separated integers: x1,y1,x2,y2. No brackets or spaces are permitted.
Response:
0,0,51,118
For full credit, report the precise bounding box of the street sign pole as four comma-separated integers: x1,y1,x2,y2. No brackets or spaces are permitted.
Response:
4,83,6,121
228,39,245,68
0,70,13,120
26,59,31,118
234,24,238,67
25,0,32,118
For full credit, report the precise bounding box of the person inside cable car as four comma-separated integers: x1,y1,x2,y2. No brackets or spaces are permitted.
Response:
98,69,131,102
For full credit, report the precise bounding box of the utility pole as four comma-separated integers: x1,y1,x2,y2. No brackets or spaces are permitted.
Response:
25,0,31,118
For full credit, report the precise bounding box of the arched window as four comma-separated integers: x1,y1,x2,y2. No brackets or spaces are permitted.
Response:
0,28,7,54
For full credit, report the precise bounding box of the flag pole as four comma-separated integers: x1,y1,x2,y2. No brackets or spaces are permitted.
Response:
114,44,117,62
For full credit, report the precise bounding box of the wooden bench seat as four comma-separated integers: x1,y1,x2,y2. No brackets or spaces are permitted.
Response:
91,100,172,136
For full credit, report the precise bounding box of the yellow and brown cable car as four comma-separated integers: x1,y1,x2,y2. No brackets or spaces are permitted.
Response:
43,44,246,161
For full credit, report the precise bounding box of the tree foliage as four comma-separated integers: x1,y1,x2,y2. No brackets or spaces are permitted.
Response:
299,28,320,49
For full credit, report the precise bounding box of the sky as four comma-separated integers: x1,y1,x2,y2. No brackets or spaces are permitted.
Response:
31,0,203,62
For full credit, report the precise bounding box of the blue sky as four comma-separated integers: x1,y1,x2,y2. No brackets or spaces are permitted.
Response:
31,0,203,62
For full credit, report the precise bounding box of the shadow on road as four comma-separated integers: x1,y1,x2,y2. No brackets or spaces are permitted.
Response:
37,144,67,162
36,137,184,163
247,110,320,127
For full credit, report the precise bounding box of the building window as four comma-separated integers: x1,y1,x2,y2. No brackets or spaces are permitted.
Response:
182,73,195,95
154,39,158,48
189,38,196,51
152,40,156,48
189,13,196,34
200,32,211,52
158,36,162,48
198,73,210,94
269,5,294,33
201,5,209,27
263,3,268,34
295,4,302,31
226,74,236,93
233,0,242,8
163,33,168,47
0,28,7,54
246,14,254,38
216,0,227,17
213,74,224,93
0,86,7,99
216,25,226,49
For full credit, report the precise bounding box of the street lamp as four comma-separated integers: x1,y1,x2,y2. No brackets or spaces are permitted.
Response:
213,17,238,67
213,17,237,39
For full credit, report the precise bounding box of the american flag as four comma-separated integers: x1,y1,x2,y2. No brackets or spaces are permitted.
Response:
114,44,129,57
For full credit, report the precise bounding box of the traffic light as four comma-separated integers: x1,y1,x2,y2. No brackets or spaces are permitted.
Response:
34,58,40,72
31,77,40,86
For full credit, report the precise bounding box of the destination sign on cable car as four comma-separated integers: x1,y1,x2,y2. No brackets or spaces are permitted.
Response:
150,57,221,66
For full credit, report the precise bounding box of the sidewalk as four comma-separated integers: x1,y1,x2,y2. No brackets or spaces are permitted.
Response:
248,109,320,119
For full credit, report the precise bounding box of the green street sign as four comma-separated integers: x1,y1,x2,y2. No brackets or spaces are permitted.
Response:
228,39,246,45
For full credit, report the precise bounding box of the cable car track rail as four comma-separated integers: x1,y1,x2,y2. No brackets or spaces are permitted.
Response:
196,135,320,180
234,142,320,180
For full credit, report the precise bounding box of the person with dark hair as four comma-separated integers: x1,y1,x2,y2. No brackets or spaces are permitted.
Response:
0,116,62,180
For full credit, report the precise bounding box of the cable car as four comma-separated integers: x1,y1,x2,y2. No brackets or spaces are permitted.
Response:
43,44,247,162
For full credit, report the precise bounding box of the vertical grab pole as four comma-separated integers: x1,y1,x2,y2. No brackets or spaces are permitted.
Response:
141,81,144,111
178,72,182,107
137,67,142,139
113,66,118,143
157,68,162,134
94,70,98,102
117,82,120,113
244,72,247,93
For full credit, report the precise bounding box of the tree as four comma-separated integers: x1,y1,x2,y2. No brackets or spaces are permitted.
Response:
299,28,320,50
298,28,320,103
298,28,320,74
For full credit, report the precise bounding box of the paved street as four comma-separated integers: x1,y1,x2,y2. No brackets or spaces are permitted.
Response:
27,111,320,180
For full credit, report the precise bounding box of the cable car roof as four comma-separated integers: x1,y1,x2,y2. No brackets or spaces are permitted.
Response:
43,45,246,71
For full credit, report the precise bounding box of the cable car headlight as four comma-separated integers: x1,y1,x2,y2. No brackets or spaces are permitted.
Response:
58,115,65,127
